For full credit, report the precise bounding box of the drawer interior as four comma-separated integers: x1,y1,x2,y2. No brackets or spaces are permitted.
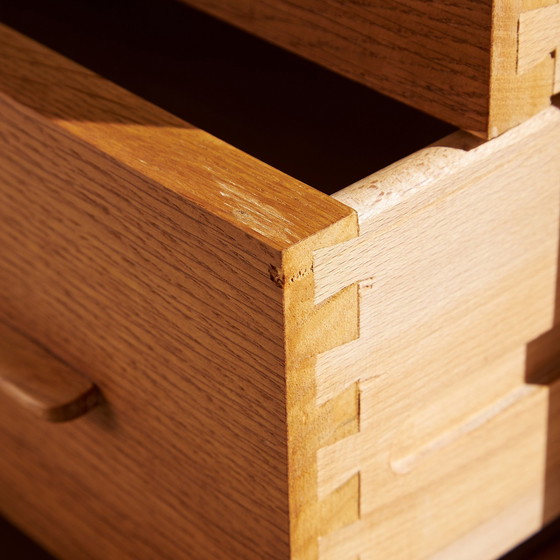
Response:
0,0,454,195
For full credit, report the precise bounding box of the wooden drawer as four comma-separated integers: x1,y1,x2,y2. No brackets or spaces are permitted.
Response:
180,0,560,139
0,7,560,560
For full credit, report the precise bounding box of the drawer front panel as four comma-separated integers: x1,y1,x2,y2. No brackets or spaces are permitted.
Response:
0,67,288,560
0,23,355,560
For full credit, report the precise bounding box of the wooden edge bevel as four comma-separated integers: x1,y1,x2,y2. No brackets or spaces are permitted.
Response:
0,23,351,255
283,211,361,560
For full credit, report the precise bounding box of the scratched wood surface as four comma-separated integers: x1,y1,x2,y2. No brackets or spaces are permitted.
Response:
0,23,356,560
311,106,560,559
183,0,560,137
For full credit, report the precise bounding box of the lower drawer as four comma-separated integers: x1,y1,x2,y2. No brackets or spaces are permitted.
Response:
0,11,560,560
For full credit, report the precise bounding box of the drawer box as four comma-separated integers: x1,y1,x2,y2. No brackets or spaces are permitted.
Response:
0,12,560,560
182,0,560,139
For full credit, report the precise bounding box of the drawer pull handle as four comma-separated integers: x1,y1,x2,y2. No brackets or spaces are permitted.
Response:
0,323,99,422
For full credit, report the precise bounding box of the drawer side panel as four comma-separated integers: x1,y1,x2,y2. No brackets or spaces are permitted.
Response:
314,107,560,559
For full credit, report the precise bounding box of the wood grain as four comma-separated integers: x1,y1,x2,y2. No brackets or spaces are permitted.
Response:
0,321,99,422
310,106,560,559
488,0,559,136
182,0,494,135
2,12,560,560
182,0,560,137
0,23,356,560
518,3,560,86
283,226,359,560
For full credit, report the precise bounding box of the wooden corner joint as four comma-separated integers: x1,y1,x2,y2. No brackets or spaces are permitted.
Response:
309,241,361,557
313,287,361,557
517,2,560,93
314,325,362,559
317,384,361,533
284,212,361,560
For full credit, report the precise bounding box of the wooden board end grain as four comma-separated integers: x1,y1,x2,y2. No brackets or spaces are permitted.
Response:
488,0,559,137
283,217,360,560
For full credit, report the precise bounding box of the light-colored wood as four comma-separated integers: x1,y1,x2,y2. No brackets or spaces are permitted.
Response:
318,380,553,560
429,491,544,560
488,0,556,137
0,321,99,422
518,3,560,90
0,24,356,560
182,0,560,137
308,106,560,559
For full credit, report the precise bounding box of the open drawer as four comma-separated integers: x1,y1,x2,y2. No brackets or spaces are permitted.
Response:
180,0,560,139
0,4,559,560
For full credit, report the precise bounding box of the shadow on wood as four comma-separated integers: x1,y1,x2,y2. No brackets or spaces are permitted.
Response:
0,0,453,194
525,198,560,532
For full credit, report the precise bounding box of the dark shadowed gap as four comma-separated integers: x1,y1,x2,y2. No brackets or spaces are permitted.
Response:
0,0,454,195
499,516,560,559
521,195,560,552
0,516,55,559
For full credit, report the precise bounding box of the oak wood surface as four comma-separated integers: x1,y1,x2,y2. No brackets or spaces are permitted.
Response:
0,23,356,560
182,0,493,135
0,322,99,422
310,106,560,559
2,9,560,560
182,0,560,137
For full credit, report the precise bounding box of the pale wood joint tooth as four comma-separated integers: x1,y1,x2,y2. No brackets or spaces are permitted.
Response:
517,3,560,94
295,217,361,559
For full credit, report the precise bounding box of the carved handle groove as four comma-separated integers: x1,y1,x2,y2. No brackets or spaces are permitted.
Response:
0,322,99,422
